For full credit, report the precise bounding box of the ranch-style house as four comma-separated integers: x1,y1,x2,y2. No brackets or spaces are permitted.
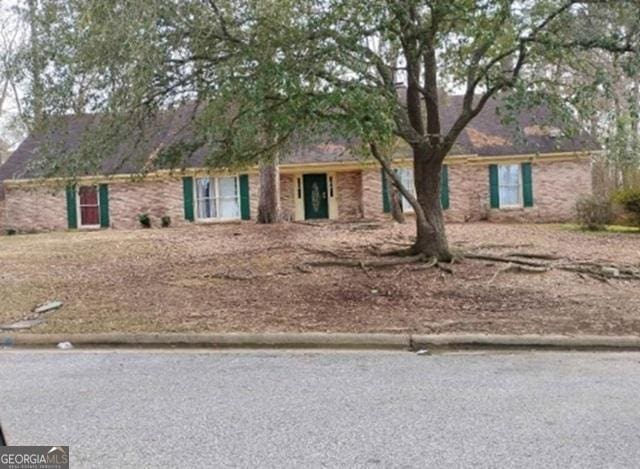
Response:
0,95,598,232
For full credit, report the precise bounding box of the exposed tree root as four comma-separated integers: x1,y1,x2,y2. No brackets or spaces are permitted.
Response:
464,253,547,268
408,256,438,272
301,247,354,259
436,262,455,274
297,249,457,276
459,242,535,250
204,269,295,281
465,252,640,281
505,252,562,260
300,253,426,269
368,245,419,257
263,242,640,283
488,262,550,284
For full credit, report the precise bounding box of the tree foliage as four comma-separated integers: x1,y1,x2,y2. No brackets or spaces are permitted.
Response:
16,0,640,256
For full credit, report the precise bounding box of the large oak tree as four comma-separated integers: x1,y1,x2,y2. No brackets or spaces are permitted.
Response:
22,0,640,259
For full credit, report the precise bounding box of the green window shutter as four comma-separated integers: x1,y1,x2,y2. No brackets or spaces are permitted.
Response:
239,174,250,220
521,162,533,207
182,176,194,222
440,165,450,210
489,164,500,209
99,184,110,228
381,168,391,213
65,185,77,229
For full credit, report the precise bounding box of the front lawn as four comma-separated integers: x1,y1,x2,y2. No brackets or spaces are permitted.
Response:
1,221,639,336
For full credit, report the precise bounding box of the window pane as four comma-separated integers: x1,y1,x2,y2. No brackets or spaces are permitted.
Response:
78,186,99,225
196,178,211,199
500,185,520,206
498,164,521,206
219,198,239,218
81,206,100,226
499,164,519,186
198,198,215,219
79,186,98,205
196,178,215,218
218,177,239,219
397,168,415,212
218,177,237,198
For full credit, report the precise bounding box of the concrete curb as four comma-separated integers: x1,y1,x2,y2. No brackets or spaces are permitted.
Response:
0,332,410,350
2,332,640,351
410,334,640,351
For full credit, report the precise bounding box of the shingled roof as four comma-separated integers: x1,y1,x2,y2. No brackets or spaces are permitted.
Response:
0,94,599,188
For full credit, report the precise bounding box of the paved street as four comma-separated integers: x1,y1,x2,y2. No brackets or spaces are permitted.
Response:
0,350,639,468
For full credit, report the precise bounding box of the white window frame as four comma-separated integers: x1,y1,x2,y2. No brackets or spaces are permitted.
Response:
497,164,523,208
77,185,101,229
396,167,416,213
194,176,241,222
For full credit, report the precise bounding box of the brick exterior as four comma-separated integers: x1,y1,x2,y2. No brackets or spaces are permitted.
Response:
279,173,296,221
362,158,592,223
484,159,592,222
4,185,67,232
336,171,363,219
109,178,187,229
0,158,593,232
248,173,260,220
361,168,384,218
445,164,489,222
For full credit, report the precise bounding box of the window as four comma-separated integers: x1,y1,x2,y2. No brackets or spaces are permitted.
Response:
498,164,522,207
195,176,240,220
78,186,100,227
397,168,416,213
391,167,450,212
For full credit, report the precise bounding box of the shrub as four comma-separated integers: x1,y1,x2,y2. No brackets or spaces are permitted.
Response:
5,228,16,236
613,189,640,226
161,215,171,228
138,213,151,228
575,196,613,230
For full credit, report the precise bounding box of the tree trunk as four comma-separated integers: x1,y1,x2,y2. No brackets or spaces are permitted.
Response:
412,148,452,261
27,0,44,126
390,184,405,223
257,154,280,223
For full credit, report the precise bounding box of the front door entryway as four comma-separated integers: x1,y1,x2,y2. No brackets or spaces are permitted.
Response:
303,174,329,219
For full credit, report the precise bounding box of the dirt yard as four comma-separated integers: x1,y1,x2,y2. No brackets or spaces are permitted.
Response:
1,221,639,336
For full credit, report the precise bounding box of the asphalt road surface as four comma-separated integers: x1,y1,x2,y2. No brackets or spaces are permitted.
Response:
1,349,639,468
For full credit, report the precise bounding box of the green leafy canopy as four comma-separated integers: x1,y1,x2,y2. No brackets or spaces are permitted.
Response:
19,0,640,176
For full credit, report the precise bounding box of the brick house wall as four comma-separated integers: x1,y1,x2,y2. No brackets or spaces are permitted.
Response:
0,157,592,232
279,173,296,221
446,164,488,222
336,171,363,219
361,168,384,218
110,173,261,229
248,173,260,220
2,173,262,232
109,178,187,229
4,185,68,232
359,157,591,223
484,159,591,222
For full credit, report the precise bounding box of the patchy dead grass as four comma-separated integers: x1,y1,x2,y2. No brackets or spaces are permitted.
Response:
1,221,639,336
